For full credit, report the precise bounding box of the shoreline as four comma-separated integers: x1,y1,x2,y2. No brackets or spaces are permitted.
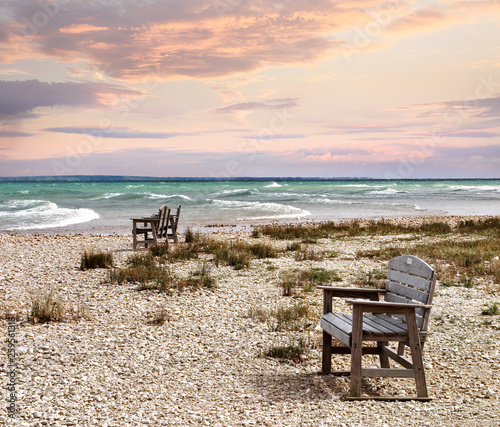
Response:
1,213,498,236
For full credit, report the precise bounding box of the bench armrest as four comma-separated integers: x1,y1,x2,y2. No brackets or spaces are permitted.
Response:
320,287,385,314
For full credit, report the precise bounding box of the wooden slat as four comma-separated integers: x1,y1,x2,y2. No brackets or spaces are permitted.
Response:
321,314,351,346
365,314,407,334
362,368,415,378
387,269,432,291
389,255,434,279
385,294,425,319
386,281,430,304
362,316,404,337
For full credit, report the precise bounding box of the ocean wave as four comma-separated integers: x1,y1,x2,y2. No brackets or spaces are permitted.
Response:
368,188,408,195
147,193,192,200
264,182,282,188
0,199,99,230
446,185,500,192
211,199,310,220
92,192,124,200
306,198,355,205
214,188,258,197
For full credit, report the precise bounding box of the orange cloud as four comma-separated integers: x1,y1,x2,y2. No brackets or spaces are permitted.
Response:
59,24,109,34
2,0,498,81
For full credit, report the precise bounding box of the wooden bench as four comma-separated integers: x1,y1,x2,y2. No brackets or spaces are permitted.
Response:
166,204,181,244
319,255,437,400
132,205,170,250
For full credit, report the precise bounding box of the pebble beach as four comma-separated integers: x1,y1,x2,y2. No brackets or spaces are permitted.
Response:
1,215,499,426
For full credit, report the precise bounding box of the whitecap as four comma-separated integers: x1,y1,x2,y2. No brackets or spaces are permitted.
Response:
147,193,192,200
92,192,123,200
368,188,407,195
211,199,310,220
0,200,99,230
264,182,282,188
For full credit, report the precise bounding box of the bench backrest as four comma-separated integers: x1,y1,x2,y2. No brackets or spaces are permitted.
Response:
156,205,170,238
384,255,437,330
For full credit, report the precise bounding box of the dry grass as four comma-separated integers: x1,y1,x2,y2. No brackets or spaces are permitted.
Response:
256,216,500,241
265,336,308,362
29,291,85,323
80,250,114,270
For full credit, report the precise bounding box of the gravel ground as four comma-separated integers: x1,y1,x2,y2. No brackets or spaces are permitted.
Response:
1,217,499,426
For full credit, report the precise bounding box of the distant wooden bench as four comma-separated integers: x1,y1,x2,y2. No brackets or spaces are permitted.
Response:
166,204,181,244
319,255,437,400
132,205,170,250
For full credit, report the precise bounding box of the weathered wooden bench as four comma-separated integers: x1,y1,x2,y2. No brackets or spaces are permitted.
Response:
166,204,181,244
319,255,437,400
132,205,170,250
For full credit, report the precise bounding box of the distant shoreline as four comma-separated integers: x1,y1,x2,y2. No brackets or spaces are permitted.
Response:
1,213,496,237
1,175,499,183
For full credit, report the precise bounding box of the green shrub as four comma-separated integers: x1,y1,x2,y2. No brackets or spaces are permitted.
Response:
300,267,341,283
482,302,499,316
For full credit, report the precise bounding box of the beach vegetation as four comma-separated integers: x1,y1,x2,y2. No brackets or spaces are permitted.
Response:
285,242,301,252
482,302,499,316
185,227,201,243
294,246,323,261
256,216,500,241
165,242,202,261
149,243,169,257
80,250,114,270
265,336,307,362
353,268,386,289
247,306,271,323
110,254,173,291
183,262,217,289
147,309,171,325
278,272,300,296
273,302,312,332
300,267,342,283
28,291,83,323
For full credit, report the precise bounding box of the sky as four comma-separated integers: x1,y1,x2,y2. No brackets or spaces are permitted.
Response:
0,0,499,178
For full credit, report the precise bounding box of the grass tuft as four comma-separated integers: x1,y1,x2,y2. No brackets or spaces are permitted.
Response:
28,291,84,323
353,268,386,289
80,250,113,270
265,336,307,362
482,302,499,316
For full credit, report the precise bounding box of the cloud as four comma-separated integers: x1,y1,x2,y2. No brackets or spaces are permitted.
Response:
217,98,299,113
59,24,109,34
0,68,30,76
242,133,307,140
447,130,500,138
0,131,35,137
42,126,196,139
0,0,434,80
0,80,143,117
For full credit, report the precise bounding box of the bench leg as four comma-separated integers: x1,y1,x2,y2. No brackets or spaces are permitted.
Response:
406,310,428,398
378,341,390,368
322,331,332,374
350,305,363,397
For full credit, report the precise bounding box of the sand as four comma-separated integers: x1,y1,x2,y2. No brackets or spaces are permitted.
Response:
1,216,499,426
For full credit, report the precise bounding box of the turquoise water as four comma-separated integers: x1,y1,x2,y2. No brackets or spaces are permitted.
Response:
1,179,500,234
